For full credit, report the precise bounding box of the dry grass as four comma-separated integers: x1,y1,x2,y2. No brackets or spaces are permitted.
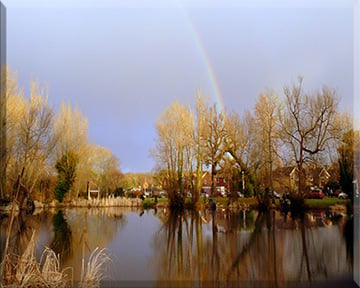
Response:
1,230,72,287
80,247,111,288
1,231,111,288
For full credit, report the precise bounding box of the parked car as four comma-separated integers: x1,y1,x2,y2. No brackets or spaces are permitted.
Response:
237,191,244,198
338,192,348,199
268,191,281,199
159,191,168,198
217,191,227,197
201,192,209,198
216,186,227,197
305,189,324,199
334,189,341,197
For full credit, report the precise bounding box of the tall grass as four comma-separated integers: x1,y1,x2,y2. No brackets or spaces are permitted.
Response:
1,231,111,288
80,247,111,288
1,230,72,287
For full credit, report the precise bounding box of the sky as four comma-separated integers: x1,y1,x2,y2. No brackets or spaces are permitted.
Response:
1,0,358,173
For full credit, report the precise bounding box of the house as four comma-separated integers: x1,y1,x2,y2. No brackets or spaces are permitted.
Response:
87,181,100,200
199,171,228,196
306,167,333,188
273,166,337,194
272,166,296,194
273,165,335,194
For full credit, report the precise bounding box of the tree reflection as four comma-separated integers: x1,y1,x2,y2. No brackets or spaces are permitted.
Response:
0,210,53,260
61,207,128,280
343,215,353,269
50,210,72,260
152,208,352,286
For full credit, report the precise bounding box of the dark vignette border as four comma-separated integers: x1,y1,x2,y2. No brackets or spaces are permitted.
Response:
0,1,6,199
95,279,358,288
354,0,360,287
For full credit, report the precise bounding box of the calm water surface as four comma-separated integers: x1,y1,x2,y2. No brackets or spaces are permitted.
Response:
0,207,353,286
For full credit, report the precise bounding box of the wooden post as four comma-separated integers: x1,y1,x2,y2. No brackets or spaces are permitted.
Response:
87,181,90,200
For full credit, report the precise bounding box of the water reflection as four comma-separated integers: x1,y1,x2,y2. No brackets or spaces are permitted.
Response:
343,215,353,267
0,210,53,261
0,207,353,285
50,210,72,260
153,209,352,286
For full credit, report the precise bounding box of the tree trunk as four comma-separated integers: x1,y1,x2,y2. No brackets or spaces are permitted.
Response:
211,162,216,197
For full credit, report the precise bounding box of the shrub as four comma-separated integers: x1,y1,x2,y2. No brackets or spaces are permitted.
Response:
55,151,79,202
114,187,124,197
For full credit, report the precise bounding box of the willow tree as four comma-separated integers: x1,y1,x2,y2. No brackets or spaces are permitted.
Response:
153,101,194,208
6,78,55,200
88,144,121,197
53,102,89,199
278,77,340,196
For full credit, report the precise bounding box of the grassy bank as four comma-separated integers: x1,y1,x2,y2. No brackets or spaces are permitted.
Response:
142,197,168,209
208,197,258,208
142,196,259,210
305,197,350,209
2,196,347,213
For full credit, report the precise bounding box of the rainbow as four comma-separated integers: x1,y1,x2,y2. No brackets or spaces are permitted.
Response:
177,4,226,112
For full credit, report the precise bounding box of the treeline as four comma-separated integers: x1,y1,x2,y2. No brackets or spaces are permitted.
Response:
2,69,122,202
152,77,357,208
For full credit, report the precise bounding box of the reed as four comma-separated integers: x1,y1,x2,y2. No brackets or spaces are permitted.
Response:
1,231,111,288
1,230,72,287
80,247,111,288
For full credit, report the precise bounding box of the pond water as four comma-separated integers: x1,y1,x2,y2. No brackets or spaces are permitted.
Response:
0,207,354,287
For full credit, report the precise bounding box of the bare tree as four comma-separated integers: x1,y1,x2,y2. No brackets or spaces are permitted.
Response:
203,103,226,196
224,110,259,197
254,90,280,195
192,91,209,204
278,77,340,196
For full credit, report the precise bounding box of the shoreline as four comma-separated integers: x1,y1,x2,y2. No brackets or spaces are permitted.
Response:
0,196,350,215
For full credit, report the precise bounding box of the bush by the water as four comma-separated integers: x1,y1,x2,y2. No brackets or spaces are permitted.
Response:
55,151,79,203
